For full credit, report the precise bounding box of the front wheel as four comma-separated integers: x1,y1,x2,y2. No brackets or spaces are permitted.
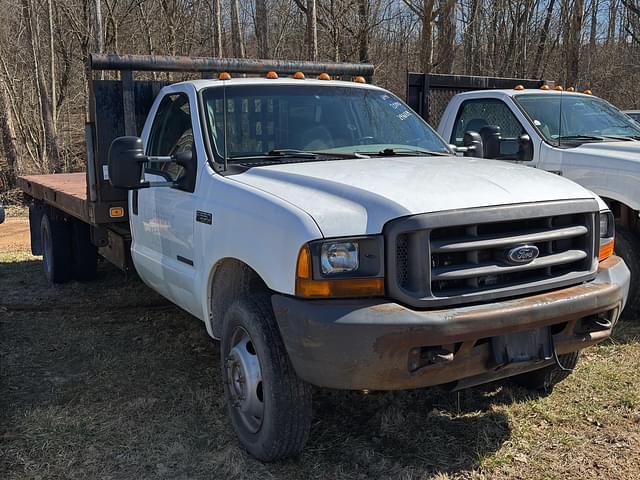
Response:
512,351,580,392
221,296,312,461
614,225,640,318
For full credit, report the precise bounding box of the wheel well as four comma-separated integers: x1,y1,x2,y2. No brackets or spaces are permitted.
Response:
602,198,640,235
208,258,270,338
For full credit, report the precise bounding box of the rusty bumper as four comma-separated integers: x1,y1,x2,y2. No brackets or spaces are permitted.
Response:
271,256,630,391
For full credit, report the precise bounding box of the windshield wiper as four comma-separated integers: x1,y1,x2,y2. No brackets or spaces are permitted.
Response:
267,149,318,158
601,135,634,141
557,134,604,142
229,149,319,161
356,147,447,157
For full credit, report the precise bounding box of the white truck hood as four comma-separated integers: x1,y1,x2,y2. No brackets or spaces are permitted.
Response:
233,156,598,237
560,140,640,210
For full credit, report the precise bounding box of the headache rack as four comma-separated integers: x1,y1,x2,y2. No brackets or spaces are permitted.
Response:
84,53,374,224
405,73,553,127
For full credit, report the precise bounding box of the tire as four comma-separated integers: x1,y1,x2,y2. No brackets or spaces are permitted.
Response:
512,351,580,392
221,295,312,461
40,212,73,284
70,221,98,281
614,225,640,318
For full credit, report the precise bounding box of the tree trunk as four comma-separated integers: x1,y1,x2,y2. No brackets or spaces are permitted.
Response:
420,0,436,72
357,0,370,62
532,0,556,77
212,0,223,57
464,0,480,74
255,0,269,58
22,0,60,173
564,0,584,86
0,80,19,188
434,0,456,73
307,0,318,61
231,0,245,58
46,0,57,127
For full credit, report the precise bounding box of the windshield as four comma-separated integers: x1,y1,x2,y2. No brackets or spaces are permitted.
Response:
201,84,450,163
514,94,640,144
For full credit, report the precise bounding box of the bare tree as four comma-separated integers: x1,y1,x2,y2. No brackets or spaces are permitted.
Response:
307,0,318,61
255,0,269,58
231,0,246,57
212,0,223,57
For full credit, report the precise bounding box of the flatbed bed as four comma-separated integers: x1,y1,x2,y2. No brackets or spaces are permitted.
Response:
18,173,89,223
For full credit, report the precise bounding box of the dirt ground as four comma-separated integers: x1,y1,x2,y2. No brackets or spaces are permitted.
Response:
1,210,639,480
0,213,30,252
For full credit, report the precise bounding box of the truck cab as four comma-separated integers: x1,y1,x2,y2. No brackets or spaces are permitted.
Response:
436,88,640,315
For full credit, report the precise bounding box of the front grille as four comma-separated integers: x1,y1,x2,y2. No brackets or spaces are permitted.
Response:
386,200,599,308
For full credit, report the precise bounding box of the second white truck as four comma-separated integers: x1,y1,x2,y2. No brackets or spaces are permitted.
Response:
432,85,640,316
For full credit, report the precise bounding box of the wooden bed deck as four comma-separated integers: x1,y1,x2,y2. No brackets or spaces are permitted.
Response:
17,173,89,222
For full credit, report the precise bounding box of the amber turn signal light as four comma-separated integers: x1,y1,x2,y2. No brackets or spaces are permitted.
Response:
109,207,125,218
295,245,384,298
599,239,614,262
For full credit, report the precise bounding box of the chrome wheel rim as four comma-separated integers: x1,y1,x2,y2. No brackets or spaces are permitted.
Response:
225,327,264,433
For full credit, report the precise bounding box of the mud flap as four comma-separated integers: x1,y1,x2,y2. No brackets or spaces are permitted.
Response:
491,327,553,367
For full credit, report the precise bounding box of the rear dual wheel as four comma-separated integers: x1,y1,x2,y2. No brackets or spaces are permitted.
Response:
40,212,97,283
221,296,312,461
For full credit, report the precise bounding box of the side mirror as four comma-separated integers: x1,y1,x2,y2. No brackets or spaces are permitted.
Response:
479,125,501,159
518,134,534,161
173,145,197,192
463,131,484,158
108,136,147,189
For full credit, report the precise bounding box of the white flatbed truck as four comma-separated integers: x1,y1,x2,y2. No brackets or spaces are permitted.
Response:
18,56,630,460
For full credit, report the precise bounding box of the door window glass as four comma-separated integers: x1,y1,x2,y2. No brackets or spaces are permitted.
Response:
146,93,194,181
451,99,525,146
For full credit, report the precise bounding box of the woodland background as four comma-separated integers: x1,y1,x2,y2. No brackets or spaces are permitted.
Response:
0,0,639,192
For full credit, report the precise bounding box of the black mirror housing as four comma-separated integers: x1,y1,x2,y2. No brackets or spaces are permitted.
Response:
463,131,484,158
479,125,501,159
518,134,534,161
108,136,147,189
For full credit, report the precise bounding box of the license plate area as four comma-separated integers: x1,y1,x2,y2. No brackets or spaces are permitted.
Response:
491,327,553,367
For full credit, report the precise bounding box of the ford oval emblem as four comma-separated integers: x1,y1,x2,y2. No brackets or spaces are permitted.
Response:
506,244,539,265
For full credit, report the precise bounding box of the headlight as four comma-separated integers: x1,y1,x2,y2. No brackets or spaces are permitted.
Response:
321,241,359,274
598,210,615,261
296,236,384,298
599,211,614,238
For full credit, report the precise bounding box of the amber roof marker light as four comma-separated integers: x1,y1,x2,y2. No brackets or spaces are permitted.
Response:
318,73,331,80
354,76,367,84
514,84,525,90
540,85,551,90
583,89,593,95
292,71,305,79
266,71,278,79
218,72,231,80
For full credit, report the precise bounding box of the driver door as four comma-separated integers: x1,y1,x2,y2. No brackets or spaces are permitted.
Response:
131,92,198,312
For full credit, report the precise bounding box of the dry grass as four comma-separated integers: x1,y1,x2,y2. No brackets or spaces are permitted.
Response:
1,212,639,479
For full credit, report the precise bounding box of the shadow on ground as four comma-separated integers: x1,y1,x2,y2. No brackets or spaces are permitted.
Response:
1,255,637,479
